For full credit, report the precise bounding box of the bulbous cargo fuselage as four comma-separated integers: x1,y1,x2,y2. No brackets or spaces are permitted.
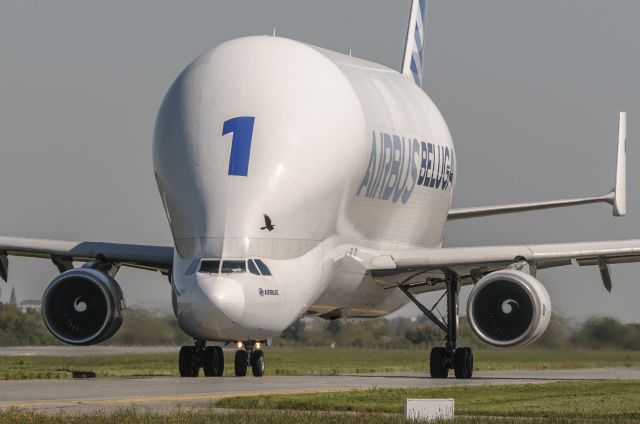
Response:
153,36,454,341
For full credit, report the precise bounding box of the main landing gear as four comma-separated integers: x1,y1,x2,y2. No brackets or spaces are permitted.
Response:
399,272,474,379
178,340,224,377
234,343,265,377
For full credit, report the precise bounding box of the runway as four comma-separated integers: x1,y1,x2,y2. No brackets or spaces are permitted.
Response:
0,346,176,357
1,368,639,414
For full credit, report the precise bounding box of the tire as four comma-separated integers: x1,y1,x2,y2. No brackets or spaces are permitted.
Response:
429,347,448,379
465,348,474,378
454,347,473,379
179,346,198,377
234,350,248,377
203,346,216,377
251,350,265,377
213,346,224,377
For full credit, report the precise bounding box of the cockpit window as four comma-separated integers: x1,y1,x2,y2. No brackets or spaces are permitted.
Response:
255,259,272,276
199,258,267,276
199,260,220,274
248,259,260,275
221,260,246,274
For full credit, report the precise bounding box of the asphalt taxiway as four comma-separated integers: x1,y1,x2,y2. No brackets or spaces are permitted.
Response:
1,368,639,414
0,346,176,357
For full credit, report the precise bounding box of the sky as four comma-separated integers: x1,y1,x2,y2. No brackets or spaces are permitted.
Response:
0,0,639,322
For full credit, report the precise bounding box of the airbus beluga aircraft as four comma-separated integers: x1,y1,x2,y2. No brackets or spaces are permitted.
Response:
0,0,636,379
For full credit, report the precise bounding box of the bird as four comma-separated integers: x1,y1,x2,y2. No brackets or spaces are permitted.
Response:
261,214,275,231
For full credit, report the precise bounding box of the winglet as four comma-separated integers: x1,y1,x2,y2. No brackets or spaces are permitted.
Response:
612,112,627,217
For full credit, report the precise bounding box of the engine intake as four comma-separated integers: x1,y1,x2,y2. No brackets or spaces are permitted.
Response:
41,268,125,345
467,269,551,347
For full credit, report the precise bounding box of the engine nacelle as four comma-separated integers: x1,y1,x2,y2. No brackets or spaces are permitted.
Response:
41,268,125,346
467,269,551,347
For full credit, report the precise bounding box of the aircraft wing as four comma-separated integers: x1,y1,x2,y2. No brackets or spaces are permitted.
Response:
368,239,640,293
0,236,174,281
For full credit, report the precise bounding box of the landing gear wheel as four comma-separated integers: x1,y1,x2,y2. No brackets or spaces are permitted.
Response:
400,273,466,380
213,346,224,376
203,346,224,377
179,346,199,377
454,347,473,379
429,347,448,379
203,346,215,377
464,348,473,378
234,350,248,377
251,350,265,377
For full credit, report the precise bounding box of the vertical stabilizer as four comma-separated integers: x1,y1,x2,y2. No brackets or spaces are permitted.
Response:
402,0,428,86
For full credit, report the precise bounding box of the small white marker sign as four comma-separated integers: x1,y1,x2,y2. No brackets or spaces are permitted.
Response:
404,398,454,421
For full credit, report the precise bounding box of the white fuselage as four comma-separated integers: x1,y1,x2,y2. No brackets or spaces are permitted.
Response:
153,36,454,342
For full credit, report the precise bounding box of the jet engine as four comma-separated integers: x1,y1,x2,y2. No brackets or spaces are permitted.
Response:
41,268,125,345
467,269,551,347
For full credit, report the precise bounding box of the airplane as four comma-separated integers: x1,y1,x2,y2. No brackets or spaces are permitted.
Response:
0,0,635,379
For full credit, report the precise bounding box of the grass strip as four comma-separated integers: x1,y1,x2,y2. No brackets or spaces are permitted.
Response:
1,348,640,380
0,407,637,423
216,380,640,420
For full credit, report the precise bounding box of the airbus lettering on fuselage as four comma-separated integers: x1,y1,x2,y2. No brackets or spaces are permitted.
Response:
357,130,455,204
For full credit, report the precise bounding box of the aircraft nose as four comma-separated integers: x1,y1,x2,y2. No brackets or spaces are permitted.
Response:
197,275,245,323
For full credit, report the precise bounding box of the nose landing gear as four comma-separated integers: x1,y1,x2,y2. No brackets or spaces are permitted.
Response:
178,340,224,377
234,349,248,376
234,342,265,377
251,350,265,377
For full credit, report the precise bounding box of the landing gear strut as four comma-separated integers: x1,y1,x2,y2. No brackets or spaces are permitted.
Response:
400,273,473,379
234,343,265,377
178,340,224,377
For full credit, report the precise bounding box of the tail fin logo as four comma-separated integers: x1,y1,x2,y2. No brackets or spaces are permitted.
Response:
403,0,427,87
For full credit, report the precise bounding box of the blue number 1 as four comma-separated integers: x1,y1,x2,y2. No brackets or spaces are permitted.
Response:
223,116,255,176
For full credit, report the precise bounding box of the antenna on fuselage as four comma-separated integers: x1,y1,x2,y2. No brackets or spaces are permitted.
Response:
273,27,277,37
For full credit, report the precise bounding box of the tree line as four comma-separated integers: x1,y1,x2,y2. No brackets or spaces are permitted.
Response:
280,315,640,350
1,303,639,350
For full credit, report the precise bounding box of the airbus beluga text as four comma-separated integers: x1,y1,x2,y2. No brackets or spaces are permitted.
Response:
1,0,634,379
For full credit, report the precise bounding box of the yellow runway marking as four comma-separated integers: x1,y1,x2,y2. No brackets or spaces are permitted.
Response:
0,387,356,410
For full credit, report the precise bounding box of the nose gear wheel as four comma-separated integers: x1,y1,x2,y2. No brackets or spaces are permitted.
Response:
251,350,265,377
234,349,248,376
